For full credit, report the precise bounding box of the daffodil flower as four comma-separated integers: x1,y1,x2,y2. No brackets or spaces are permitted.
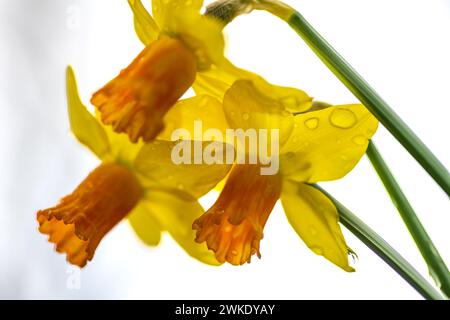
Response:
123,0,313,132
190,80,378,271
36,67,231,267
87,0,228,143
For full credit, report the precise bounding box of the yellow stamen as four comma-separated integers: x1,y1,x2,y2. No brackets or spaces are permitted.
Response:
37,163,141,267
193,164,281,265
91,37,197,142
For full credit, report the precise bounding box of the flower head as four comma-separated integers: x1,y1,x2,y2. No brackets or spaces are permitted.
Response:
91,37,197,142
89,0,227,143
193,164,281,265
37,163,141,267
192,80,379,270
37,67,231,267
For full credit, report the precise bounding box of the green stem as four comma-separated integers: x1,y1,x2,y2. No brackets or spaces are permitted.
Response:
256,0,450,197
366,141,450,297
314,185,443,300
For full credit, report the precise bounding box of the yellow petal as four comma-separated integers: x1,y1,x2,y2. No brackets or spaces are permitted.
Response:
194,68,232,101
158,95,229,141
134,140,232,199
66,66,110,160
127,0,160,45
194,62,312,112
223,80,294,147
92,107,143,166
280,180,354,272
161,8,225,69
128,199,162,246
145,189,221,265
280,104,378,182
152,0,204,27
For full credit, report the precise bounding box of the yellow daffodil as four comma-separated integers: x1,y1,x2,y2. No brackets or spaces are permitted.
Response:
36,67,232,267
188,80,378,271
88,0,228,143
123,0,313,136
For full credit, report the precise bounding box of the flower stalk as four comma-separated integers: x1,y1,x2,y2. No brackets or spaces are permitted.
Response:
315,185,444,300
366,141,450,297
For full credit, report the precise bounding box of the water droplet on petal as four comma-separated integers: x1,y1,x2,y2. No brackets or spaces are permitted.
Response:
264,185,274,196
281,96,298,109
330,108,357,129
348,250,358,262
304,117,319,129
177,183,184,190
340,154,348,161
281,110,291,117
311,246,323,255
231,250,238,256
309,226,318,236
212,215,222,225
242,112,250,120
285,152,295,159
352,135,367,146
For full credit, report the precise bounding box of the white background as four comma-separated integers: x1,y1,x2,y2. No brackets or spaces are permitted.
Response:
0,0,449,299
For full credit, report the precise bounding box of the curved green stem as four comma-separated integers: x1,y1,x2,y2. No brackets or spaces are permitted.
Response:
366,141,450,297
256,0,450,197
314,185,444,300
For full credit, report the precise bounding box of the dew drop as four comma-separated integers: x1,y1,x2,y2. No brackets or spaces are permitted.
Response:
264,185,274,196
309,226,318,236
352,135,366,146
231,250,238,256
311,246,323,255
281,110,291,117
212,215,222,225
340,154,348,161
285,152,295,159
242,112,250,120
304,117,319,129
329,108,357,129
281,96,298,109
348,249,359,264
177,183,184,190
